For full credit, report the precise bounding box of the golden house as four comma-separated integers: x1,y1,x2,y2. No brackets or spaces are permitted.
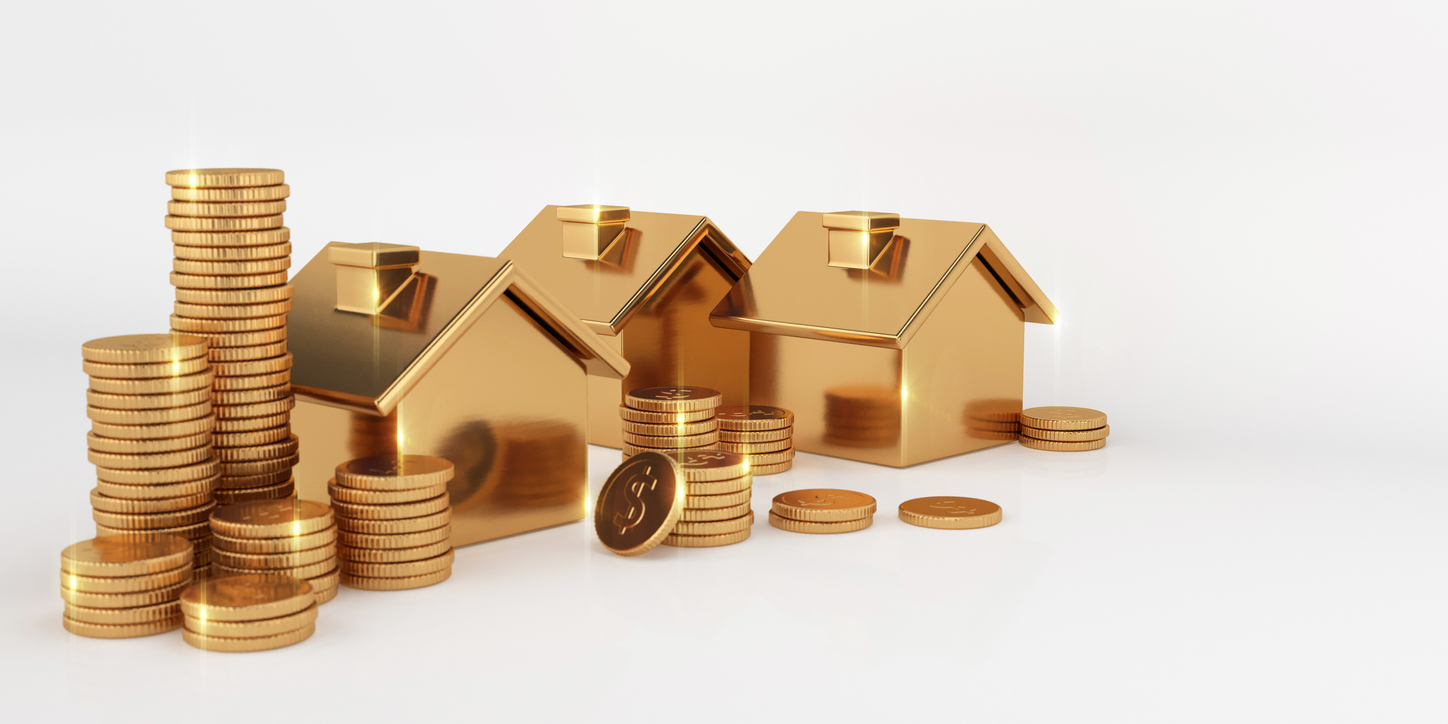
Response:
498,205,752,448
709,211,1058,467
287,242,629,546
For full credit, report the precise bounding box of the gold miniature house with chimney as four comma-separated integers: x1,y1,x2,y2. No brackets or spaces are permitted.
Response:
498,205,752,448
710,212,1058,467
287,242,630,546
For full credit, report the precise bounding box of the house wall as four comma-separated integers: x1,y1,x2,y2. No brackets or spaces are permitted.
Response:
293,295,590,547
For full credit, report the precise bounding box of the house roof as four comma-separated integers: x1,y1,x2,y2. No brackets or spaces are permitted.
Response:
289,249,630,415
496,206,752,336
709,212,1057,349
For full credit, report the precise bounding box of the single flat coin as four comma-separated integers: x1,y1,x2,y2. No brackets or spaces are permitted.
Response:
742,447,795,466
335,524,450,550
171,313,287,334
327,479,447,505
166,168,285,188
183,622,315,652
86,401,212,426
661,528,751,548
89,488,211,514
593,452,684,557
82,334,208,364
339,549,453,578
86,444,213,469
617,405,715,424
716,439,792,454
621,442,712,457
621,430,720,448
215,434,298,462
678,502,752,522
1020,425,1109,442
334,508,452,535
748,460,793,476
173,242,291,262
213,371,291,391
340,567,451,591
64,615,182,639
61,564,191,594
91,417,215,441
337,539,451,564
898,497,1003,530
214,480,293,505
166,214,284,232
213,556,335,581
94,460,217,485
83,356,210,380
684,489,751,509
184,602,316,638
672,511,753,536
96,475,218,501
668,449,749,481
213,412,290,433
213,448,297,474
208,353,293,376
176,286,293,306
313,583,338,604
88,369,214,395
64,599,180,625
767,511,874,534
684,476,752,496
1018,406,1108,431
172,227,290,247
213,544,336,570
212,426,290,448
213,385,291,406
772,489,876,523
212,524,336,555
173,300,294,321
1018,437,1107,452
92,501,216,530
335,454,454,491
210,498,332,538
95,520,209,541
330,493,449,521
217,470,293,490
85,388,211,411
713,405,794,431
173,257,291,275
180,572,314,621
620,419,718,436
60,579,190,608
87,431,211,455
624,386,723,413
170,271,289,290
717,427,792,443
171,184,289,202
167,199,287,218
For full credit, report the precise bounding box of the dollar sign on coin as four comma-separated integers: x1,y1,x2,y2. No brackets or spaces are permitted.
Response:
594,452,684,557
613,466,660,535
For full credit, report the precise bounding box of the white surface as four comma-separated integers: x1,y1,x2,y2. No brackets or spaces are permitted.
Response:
2,1,1445,721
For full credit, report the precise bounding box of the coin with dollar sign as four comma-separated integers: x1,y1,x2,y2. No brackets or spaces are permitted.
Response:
594,452,685,556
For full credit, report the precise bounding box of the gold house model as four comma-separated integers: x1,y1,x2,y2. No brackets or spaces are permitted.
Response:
498,205,752,448
709,211,1058,467
288,242,629,546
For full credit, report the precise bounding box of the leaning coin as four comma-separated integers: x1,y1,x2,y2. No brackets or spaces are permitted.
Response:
593,452,684,557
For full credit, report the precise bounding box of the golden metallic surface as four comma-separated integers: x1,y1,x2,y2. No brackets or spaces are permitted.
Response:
180,572,314,621
334,455,453,491
217,471,292,489
898,497,1002,530
167,199,287,218
213,544,335,570
183,622,315,652
213,411,290,433
685,477,752,496
91,417,215,441
92,501,217,530
1020,425,1109,442
965,419,1020,432
166,168,285,188
621,430,720,448
214,434,298,462
87,444,213,469
210,499,332,538
96,476,218,500
213,370,290,391
334,509,452,535
61,534,193,577
717,427,793,444
213,398,295,420
671,510,753,535
96,520,209,540
309,567,340,591
716,439,791,454
617,406,715,425
336,525,450,550
1019,407,1108,431
172,227,290,247
1018,437,1107,452
89,370,214,396
173,257,291,275
822,212,899,270
593,452,685,557
86,401,211,425
61,580,189,608
677,502,752,522
768,511,874,534
643,449,747,481
771,489,876,522
61,565,191,594
173,300,294,320
661,528,751,548
82,334,208,364
172,314,287,334
327,242,422,315
327,479,447,505
556,203,631,224
685,488,751,508
175,286,293,306
171,272,290,291
749,460,793,476
83,356,210,380
64,614,182,639
340,567,451,591
212,524,336,554
213,386,291,406
557,204,629,260
714,405,794,431
625,386,723,413
212,426,290,447
620,419,718,436
165,214,283,232
174,242,292,263
171,184,289,202
93,460,217,485
739,447,795,465
89,488,210,514
184,602,316,638
64,599,180,625
337,539,451,563
313,582,339,604
339,549,453,577
330,493,449,521
85,388,211,411
621,442,711,457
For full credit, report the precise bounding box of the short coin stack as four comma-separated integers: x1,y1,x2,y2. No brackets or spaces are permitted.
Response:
60,534,194,639
181,573,318,652
165,168,298,504
1018,406,1110,451
84,334,218,578
331,455,455,591
769,488,877,534
713,405,795,475
620,386,722,455
208,499,340,604
663,449,755,548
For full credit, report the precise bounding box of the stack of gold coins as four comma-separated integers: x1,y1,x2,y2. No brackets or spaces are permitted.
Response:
180,573,317,652
208,499,339,604
663,449,754,548
331,455,455,591
713,405,795,475
165,168,298,504
620,386,723,455
60,534,194,639
824,385,900,448
1018,406,1109,451
84,334,218,577
768,488,876,534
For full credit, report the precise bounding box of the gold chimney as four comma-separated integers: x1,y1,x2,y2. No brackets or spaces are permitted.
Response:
328,242,421,314
823,211,899,269
557,205,630,260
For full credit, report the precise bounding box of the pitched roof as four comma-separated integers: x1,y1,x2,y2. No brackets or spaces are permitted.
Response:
709,212,1057,349
289,249,629,415
496,206,752,336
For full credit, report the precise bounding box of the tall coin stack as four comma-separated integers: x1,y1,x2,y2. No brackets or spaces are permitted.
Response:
663,449,754,548
181,572,318,652
164,168,298,504
620,386,723,456
60,534,194,639
208,499,340,604
768,488,877,534
1018,406,1110,451
84,334,218,578
331,455,455,591
713,405,795,475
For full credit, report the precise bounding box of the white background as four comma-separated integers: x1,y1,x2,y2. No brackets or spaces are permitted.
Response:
2,1,1445,721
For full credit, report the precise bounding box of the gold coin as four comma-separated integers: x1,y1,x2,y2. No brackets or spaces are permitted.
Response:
210,498,332,538
172,227,290,247
213,544,335,570
173,242,291,263
215,434,298,462
173,257,291,275
335,524,450,550
742,447,795,466
667,449,749,481
309,567,340,593
209,352,293,375
171,314,287,334
61,579,189,608
335,454,454,491
184,602,316,638
166,168,285,188
617,405,715,424
217,470,292,489
713,405,794,431
1018,437,1106,452
332,493,450,521
334,508,452,535
83,356,210,380
678,502,752,522
61,534,193,577
339,548,453,578
327,479,447,505
621,430,720,448
85,401,212,426
672,510,753,535
213,426,290,448
748,460,793,476
624,386,722,413
1018,406,1107,431
684,489,751,509
96,520,209,541
171,184,289,202
213,397,294,420
87,444,213,470
93,460,217,486
593,452,685,557
898,497,1002,530
1020,425,1109,442
61,564,191,594
340,567,451,591
661,528,751,548
215,554,333,579
717,427,792,443
92,501,217,530
87,431,212,455
183,622,315,652
621,442,712,457
212,385,290,406
174,299,295,321
685,476,752,496
176,285,293,306
337,539,451,564
82,333,208,365
313,582,339,604
213,371,291,391
166,214,284,232
206,340,284,362
212,524,336,555
96,475,218,500
180,572,313,621
767,511,874,534
64,599,181,625
64,614,182,639
88,369,215,396
217,454,299,478
89,488,211,514
170,271,289,290
214,412,290,433
85,388,210,411
91,417,215,441
715,438,791,454
620,419,718,436
167,200,287,218
772,489,876,522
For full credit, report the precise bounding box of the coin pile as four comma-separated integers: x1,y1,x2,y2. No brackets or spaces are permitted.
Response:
824,385,900,448
663,449,754,548
898,496,1003,529
620,386,722,455
208,499,339,604
181,572,317,652
331,455,455,591
84,334,218,577
713,405,795,475
769,488,876,534
165,168,298,504
60,534,194,639
1018,406,1109,451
